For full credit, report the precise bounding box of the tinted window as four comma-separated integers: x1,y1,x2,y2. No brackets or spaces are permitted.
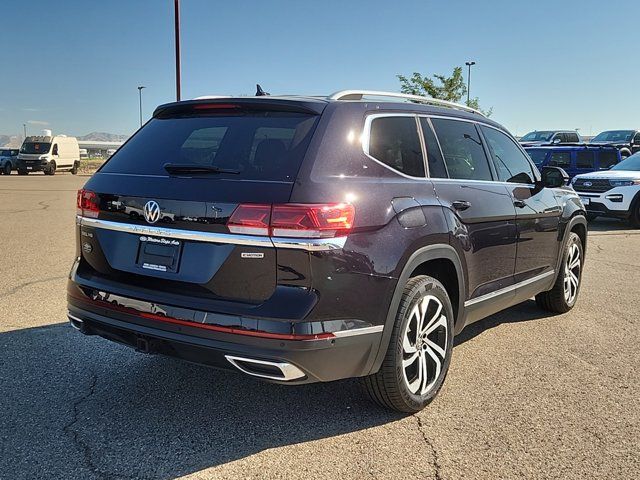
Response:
420,118,447,178
599,150,618,169
567,132,580,142
592,130,634,143
481,126,534,184
431,118,492,181
20,142,51,154
526,149,548,166
368,116,425,177
576,151,595,168
100,111,318,181
549,151,571,168
521,131,554,142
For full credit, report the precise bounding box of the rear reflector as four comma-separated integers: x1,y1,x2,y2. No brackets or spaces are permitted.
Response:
228,203,354,239
77,189,99,218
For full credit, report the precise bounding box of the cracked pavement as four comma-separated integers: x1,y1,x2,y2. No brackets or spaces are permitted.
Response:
1,174,639,479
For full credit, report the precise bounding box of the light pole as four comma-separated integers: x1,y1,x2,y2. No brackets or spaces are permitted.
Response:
465,61,476,104
23,123,27,138
174,0,181,101
137,86,146,127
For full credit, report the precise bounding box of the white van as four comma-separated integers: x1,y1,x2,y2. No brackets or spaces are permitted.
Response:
17,134,80,175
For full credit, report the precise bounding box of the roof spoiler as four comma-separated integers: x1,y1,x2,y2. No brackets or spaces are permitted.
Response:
153,97,326,117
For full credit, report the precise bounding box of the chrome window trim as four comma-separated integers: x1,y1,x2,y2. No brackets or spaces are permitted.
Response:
464,270,555,307
361,113,428,181
77,216,346,251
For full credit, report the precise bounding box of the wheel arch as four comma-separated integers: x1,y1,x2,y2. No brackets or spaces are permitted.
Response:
553,213,587,282
368,244,466,375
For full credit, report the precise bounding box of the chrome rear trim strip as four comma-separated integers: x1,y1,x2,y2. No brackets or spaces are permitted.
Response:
77,216,345,251
464,270,555,307
332,325,384,337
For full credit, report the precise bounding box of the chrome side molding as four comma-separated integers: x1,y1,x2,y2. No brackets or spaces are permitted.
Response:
225,355,306,381
464,270,555,307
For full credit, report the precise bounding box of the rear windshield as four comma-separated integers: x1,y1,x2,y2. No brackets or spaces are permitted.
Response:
525,149,548,166
100,111,319,181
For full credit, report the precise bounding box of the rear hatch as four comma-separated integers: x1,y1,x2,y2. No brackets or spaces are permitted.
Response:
78,99,325,304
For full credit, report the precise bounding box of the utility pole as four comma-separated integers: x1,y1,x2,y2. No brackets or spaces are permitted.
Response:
174,0,181,101
23,123,27,138
137,86,146,127
465,61,476,104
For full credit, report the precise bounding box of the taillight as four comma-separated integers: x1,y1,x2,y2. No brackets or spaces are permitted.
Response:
77,189,99,218
271,204,354,238
227,204,271,235
228,203,355,238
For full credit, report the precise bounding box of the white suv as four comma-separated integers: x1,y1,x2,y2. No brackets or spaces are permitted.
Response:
572,152,640,226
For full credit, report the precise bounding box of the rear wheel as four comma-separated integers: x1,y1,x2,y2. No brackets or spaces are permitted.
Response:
536,232,583,313
629,199,640,228
70,161,79,175
362,275,454,413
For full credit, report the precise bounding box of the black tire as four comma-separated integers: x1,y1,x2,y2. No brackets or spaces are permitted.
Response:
18,169,28,175
70,161,79,175
585,213,598,222
535,232,583,313
629,198,640,228
620,148,632,159
362,275,454,413
2,163,10,175
44,161,56,176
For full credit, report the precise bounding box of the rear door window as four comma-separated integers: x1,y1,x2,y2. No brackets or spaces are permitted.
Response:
481,126,535,184
576,151,595,169
599,150,618,169
430,118,493,181
367,116,425,177
419,118,448,178
100,111,319,181
549,151,571,168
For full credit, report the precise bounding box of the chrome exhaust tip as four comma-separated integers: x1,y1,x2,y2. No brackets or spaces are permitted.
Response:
225,355,305,381
67,313,85,332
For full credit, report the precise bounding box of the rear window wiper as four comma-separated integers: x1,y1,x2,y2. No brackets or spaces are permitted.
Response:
163,163,240,175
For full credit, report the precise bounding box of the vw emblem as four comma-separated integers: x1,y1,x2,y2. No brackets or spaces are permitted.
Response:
143,200,161,224
583,181,593,187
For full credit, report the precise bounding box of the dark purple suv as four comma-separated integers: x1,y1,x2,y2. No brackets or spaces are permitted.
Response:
68,90,587,412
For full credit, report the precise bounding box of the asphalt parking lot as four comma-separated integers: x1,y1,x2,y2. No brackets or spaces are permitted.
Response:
1,173,638,480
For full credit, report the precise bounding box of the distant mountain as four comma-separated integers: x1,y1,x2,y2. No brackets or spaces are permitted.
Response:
77,132,129,142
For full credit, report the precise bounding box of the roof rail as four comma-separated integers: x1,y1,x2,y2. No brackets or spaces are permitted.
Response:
327,90,485,117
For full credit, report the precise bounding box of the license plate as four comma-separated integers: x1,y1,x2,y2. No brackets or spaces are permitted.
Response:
579,196,590,205
137,236,182,273
27,167,33,170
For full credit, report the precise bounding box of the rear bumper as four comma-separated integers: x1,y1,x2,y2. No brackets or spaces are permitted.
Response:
67,289,383,384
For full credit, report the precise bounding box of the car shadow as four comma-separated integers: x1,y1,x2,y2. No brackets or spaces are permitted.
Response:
586,217,632,232
0,322,403,479
454,299,552,346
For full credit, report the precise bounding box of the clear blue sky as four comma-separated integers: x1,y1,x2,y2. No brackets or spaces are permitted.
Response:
1,0,638,138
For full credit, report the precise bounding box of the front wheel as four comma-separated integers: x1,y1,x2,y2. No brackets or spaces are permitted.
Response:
2,163,11,175
44,161,56,176
536,232,583,313
70,161,79,175
362,275,454,413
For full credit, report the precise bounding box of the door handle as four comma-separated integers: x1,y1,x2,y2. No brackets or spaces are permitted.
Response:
452,200,472,211
513,200,527,208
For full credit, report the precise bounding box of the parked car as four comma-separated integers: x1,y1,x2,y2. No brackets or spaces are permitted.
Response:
68,90,587,413
17,134,80,175
519,130,581,147
589,130,640,158
0,148,19,175
524,145,621,179
572,152,640,225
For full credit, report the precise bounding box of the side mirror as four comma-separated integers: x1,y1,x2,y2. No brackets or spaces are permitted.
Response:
552,137,562,144
540,166,569,188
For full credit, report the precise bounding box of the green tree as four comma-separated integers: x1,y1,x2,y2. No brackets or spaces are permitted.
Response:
397,67,492,116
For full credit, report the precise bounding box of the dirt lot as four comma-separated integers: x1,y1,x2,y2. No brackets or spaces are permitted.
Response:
1,173,638,480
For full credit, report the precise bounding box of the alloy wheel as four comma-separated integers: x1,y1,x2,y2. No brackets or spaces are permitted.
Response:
401,294,448,395
564,243,581,304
